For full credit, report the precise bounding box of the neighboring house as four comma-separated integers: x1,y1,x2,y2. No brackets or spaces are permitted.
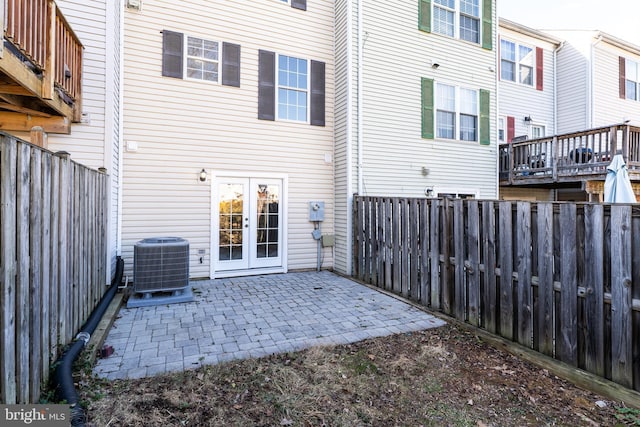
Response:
550,30,640,134
121,0,334,278
0,0,122,281
499,27,640,202
333,0,498,275
498,19,561,201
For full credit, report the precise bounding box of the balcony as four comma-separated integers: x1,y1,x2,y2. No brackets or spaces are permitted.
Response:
0,0,83,135
499,124,640,187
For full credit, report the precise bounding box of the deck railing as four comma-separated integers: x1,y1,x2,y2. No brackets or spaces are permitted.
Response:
499,124,640,184
4,0,82,102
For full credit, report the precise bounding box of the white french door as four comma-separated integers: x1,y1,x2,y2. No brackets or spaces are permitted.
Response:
213,176,284,273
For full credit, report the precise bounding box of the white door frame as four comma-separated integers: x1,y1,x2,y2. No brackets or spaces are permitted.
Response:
210,171,288,278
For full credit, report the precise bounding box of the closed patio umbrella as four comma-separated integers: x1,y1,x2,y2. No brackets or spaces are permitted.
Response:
604,154,637,203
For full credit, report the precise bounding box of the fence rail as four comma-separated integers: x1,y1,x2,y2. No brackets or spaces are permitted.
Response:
354,195,640,392
0,133,108,404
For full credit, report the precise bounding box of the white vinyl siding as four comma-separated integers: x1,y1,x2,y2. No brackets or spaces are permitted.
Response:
123,0,334,278
42,0,122,281
334,0,497,203
591,41,640,128
498,24,557,138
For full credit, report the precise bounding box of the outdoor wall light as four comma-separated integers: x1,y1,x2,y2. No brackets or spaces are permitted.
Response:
199,168,208,182
524,116,532,123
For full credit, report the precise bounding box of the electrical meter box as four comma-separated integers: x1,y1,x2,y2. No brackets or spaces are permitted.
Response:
308,201,325,222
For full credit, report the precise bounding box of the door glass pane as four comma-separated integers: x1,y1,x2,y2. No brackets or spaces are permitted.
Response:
219,183,244,261
256,183,280,259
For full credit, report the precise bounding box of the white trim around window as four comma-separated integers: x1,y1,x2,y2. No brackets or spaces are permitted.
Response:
275,53,311,123
435,82,479,142
432,0,481,44
500,38,535,87
184,35,220,83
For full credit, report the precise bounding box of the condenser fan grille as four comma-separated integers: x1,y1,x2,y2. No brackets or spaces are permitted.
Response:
133,237,189,293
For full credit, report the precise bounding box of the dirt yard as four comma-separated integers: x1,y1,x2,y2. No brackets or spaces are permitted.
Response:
82,323,636,426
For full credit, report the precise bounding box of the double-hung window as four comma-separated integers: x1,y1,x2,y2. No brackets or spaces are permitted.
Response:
500,39,534,86
277,55,308,122
258,50,325,126
161,30,241,87
436,83,478,142
626,59,639,101
186,36,219,82
433,0,480,44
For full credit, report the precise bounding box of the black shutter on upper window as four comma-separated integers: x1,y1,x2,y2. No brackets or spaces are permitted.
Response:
310,60,325,126
258,50,276,121
162,30,184,79
222,42,241,87
291,0,306,11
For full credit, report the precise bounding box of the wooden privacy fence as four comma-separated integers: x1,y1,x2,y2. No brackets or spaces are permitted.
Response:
0,133,109,404
354,196,640,392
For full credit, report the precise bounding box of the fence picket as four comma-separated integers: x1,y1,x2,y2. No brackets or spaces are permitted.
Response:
467,201,480,326
482,201,497,334
401,199,409,298
1,138,17,404
584,204,605,376
16,142,31,403
29,149,43,402
454,199,465,320
537,203,554,356
429,200,440,309
610,206,633,387
410,199,419,301
516,202,532,347
498,202,514,340
384,198,392,290
559,204,578,366
420,199,430,306
392,198,401,294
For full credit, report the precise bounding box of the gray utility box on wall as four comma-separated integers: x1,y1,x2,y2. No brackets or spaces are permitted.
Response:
133,237,190,294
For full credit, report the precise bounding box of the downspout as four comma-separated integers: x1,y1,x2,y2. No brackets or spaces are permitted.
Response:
553,41,565,134
589,35,604,128
53,257,124,427
494,25,499,199
345,0,354,275
357,0,364,195
116,0,125,255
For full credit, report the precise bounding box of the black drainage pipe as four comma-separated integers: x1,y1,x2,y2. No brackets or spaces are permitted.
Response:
52,256,124,427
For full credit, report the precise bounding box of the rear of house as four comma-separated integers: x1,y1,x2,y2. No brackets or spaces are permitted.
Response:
121,0,334,279
497,19,560,201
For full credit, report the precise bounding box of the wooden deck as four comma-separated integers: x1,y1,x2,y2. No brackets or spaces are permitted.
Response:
0,0,83,135
499,124,640,186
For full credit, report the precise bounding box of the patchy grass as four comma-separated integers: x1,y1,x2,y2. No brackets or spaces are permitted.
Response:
82,324,624,426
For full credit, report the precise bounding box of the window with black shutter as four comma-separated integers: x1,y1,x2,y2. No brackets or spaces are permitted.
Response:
161,30,240,87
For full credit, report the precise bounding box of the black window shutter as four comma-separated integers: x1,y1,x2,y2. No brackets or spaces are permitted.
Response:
162,30,184,79
222,42,241,87
292,0,306,11
258,50,276,121
310,60,326,126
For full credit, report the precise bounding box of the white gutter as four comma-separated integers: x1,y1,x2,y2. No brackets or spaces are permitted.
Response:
589,35,604,128
356,0,364,195
553,41,565,134
345,0,354,275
